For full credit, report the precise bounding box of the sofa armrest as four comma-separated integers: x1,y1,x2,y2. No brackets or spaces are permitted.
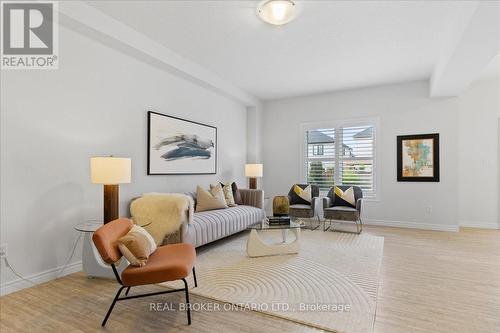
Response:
323,197,331,209
356,198,362,214
239,189,264,209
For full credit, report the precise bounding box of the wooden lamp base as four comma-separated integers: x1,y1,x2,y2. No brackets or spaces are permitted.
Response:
103,184,119,224
248,177,257,190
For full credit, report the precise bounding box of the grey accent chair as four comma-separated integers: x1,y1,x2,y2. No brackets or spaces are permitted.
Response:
323,185,363,234
287,184,321,230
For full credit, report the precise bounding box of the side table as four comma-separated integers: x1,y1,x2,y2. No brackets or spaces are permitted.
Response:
74,220,153,278
74,221,122,278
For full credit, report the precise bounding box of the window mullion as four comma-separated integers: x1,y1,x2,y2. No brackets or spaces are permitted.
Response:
334,127,341,186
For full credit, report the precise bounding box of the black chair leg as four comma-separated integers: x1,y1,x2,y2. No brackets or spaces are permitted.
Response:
182,278,191,325
102,286,126,327
125,286,131,296
192,267,198,288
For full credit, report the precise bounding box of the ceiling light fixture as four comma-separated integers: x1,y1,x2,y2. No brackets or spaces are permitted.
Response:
257,0,298,26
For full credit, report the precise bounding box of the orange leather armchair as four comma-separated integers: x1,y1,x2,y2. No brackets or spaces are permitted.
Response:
92,218,197,327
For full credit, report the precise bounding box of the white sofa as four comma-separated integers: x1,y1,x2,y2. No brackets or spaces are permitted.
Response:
182,189,265,247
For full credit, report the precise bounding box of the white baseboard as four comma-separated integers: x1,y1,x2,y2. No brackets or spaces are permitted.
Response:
363,219,459,232
459,220,500,229
1,260,82,296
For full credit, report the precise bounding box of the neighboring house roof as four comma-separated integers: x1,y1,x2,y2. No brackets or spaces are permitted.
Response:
307,130,353,153
353,127,373,139
307,130,335,144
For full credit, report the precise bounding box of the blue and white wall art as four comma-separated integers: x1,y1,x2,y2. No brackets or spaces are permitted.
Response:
148,111,217,175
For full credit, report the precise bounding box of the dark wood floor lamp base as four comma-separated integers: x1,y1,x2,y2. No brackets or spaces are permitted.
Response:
248,177,257,190
103,184,119,224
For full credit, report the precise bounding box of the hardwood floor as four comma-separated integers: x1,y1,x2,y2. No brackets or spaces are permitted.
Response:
1,226,499,333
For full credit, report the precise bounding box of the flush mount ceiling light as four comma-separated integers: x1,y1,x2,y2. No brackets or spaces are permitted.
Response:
257,0,298,26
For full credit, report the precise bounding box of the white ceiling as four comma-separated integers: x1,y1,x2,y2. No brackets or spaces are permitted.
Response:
88,0,479,100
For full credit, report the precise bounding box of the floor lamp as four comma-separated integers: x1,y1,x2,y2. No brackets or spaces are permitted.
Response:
91,157,131,224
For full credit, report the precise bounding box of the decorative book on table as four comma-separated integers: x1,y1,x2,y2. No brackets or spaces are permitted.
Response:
267,216,291,225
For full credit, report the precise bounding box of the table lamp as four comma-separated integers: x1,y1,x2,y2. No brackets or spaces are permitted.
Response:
245,164,263,189
90,157,131,224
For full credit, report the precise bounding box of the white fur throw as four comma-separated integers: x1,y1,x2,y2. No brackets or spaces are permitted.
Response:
130,193,194,245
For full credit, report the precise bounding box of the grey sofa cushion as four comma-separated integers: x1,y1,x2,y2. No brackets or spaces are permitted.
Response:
188,205,265,247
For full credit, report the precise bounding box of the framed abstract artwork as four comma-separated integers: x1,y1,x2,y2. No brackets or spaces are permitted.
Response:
147,111,217,175
397,133,439,182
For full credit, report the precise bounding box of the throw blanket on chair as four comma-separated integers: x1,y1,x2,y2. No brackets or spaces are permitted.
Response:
130,193,194,245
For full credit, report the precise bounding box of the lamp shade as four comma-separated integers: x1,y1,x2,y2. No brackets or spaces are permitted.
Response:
245,164,263,178
90,157,131,184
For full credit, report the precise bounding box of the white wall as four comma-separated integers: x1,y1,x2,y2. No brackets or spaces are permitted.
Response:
263,81,460,231
0,26,248,293
246,106,263,163
263,79,500,230
457,77,500,228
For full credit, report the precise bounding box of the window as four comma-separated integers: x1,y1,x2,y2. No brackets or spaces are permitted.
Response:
303,122,377,198
312,145,324,156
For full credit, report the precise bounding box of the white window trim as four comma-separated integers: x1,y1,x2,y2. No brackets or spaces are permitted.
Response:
299,116,381,200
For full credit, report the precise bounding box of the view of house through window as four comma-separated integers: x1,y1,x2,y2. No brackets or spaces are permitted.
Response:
305,124,375,197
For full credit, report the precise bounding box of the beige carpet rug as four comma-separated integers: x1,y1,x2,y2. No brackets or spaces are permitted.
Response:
163,229,384,333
